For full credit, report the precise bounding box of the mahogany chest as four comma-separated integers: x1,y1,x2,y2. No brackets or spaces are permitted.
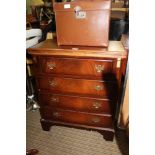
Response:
28,39,127,141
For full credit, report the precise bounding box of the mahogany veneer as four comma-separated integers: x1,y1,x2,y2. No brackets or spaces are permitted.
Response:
39,93,112,114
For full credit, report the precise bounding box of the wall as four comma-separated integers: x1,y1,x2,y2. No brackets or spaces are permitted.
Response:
26,0,44,14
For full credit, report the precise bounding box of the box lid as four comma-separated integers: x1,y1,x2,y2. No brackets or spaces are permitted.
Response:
53,1,111,12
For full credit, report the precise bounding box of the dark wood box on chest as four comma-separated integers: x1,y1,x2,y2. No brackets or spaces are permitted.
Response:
28,39,127,141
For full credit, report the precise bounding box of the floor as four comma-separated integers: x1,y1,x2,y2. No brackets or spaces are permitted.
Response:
27,110,129,155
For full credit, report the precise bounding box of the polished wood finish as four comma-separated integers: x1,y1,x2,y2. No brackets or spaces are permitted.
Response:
28,39,127,58
40,57,115,77
39,93,112,114
37,76,117,98
41,107,112,128
28,39,127,141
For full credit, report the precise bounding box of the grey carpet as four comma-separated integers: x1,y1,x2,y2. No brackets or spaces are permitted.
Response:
26,110,128,155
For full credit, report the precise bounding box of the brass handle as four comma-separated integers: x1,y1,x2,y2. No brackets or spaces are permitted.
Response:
47,63,56,70
95,85,103,91
51,97,59,102
92,102,102,109
49,80,57,87
91,117,100,123
53,112,61,117
95,65,104,73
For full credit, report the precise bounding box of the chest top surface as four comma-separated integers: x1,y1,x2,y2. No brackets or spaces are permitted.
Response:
28,39,127,59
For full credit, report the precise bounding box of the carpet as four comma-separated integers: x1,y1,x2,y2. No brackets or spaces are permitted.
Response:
26,110,128,155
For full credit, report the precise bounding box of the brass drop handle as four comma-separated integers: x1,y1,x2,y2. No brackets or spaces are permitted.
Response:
91,117,100,123
47,63,56,70
95,85,103,91
49,80,57,87
92,102,102,109
52,112,61,117
95,65,104,73
51,97,59,102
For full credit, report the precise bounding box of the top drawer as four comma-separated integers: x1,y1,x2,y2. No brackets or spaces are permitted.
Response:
39,57,116,79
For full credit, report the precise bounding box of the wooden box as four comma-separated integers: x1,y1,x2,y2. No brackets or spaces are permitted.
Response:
53,0,111,47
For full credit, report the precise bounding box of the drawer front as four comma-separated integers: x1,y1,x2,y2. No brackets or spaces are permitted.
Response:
39,93,112,114
37,77,117,98
40,58,115,78
41,108,113,128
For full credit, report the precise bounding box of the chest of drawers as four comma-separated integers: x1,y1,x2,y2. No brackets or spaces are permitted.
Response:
28,39,127,141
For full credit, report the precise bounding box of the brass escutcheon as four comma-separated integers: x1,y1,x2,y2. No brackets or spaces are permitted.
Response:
95,65,104,73
49,80,57,87
47,63,56,70
53,112,60,117
91,117,100,123
51,97,59,102
95,85,103,91
92,102,102,109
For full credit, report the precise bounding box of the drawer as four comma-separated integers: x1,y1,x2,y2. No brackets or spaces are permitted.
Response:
40,57,116,79
37,77,117,98
41,108,113,128
39,93,112,114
